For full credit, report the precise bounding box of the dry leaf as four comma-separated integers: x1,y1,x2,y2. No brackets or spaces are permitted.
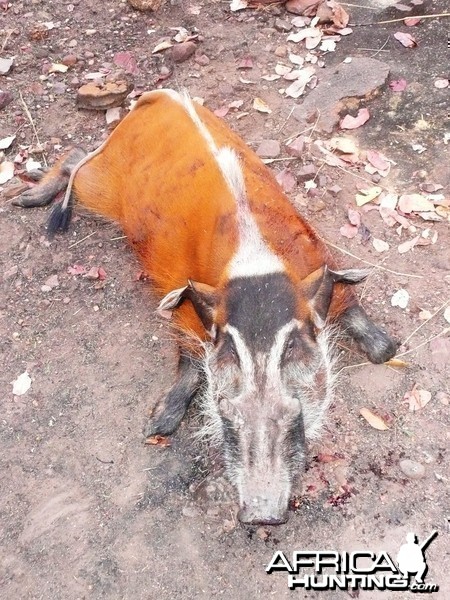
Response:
403,385,431,412
340,223,358,239
285,67,315,98
386,358,408,368
391,288,410,308
145,434,171,447
372,238,390,253
0,161,14,184
329,137,357,154
275,168,297,193
253,97,272,113
11,371,32,396
366,150,390,173
347,207,361,227
152,40,173,54
389,79,407,92
0,135,16,150
359,407,389,431
404,17,421,26
439,305,450,325
397,235,420,254
355,186,382,207
398,193,434,213
49,63,69,73
230,0,248,11
340,108,370,130
113,51,139,75
394,31,417,48
275,63,291,76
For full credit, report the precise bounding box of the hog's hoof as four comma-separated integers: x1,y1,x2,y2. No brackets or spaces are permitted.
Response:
143,404,184,438
364,331,398,364
12,187,53,208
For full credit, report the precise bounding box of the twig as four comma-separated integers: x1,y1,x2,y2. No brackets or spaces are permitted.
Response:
110,235,127,241
1,29,13,53
354,13,450,26
324,239,423,278
341,3,378,8
307,110,321,142
396,328,450,358
401,299,450,347
337,360,369,374
19,91,48,167
68,231,95,248
331,163,390,191
371,35,390,59
276,105,295,134
359,48,390,52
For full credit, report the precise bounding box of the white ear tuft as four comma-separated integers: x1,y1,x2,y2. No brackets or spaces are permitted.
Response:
156,286,188,319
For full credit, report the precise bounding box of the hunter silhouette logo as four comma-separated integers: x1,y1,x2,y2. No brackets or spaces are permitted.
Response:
266,530,439,592
397,530,438,586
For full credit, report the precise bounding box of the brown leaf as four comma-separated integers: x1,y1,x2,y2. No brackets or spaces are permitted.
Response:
340,223,358,239
276,168,297,193
359,407,389,431
403,385,431,412
253,97,272,114
145,434,171,447
347,207,361,227
404,17,421,26
394,31,417,48
397,235,420,254
340,108,370,130
389,79,407,92
366,150,390,173
398,193,434,213
68,264,86,275
214,106,229,118
236,57,253,70
113,51,139,75
386,358,408,368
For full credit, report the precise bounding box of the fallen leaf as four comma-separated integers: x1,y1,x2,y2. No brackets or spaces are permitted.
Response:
397,235,420,254
391,288,410,308
145,434,171,447
398,193,434,213
359,407,389,431
394,31,417,48
105,107,121,124
275,63,292,76
389,78,407,92
68,264,86,275
285,66,315,98
340,108,370,130
0,57,13,75
444,306,450,324
355,186,382,207
275,168,297,193
113,51,139,75
26,158,41,172
229,99,244,109
0,161,14,184
214,106,229,118
372,238,390,253
403,385,431,412
347,207,361,227
329,137,358,154
49,63,69,73
11,371,32,396
253,97,272,114
404,17,421,26
152,40,173,54
385,358,408,368
261,74,280,81
340,223,358,238
366,150,390,173
230,0,248,11
0,134,15,150
289,53,304,66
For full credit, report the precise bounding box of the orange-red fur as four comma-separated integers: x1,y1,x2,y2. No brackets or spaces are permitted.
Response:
43,90,358,343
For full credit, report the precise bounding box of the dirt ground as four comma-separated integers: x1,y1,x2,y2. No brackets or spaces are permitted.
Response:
1,0,449,599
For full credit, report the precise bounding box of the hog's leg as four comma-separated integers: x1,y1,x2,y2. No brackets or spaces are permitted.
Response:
144,352,202,438
340,304,397,364
12,148,86,208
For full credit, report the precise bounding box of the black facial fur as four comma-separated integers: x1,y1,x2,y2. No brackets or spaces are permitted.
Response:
225,273,296,353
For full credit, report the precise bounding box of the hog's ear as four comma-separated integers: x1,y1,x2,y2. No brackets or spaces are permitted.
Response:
157,280,218,331
302,266,370,328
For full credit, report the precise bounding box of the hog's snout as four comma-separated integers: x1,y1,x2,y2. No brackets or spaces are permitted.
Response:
238,496,289,526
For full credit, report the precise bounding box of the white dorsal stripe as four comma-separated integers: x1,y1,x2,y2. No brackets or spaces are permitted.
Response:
163,89,285,278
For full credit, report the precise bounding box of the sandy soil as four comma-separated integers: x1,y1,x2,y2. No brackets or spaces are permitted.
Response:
1,1,449,599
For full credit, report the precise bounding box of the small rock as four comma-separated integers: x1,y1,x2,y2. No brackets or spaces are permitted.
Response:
68,39,78,47
172,41,197,63
44,274,59,289
62,54,77,67
222,519,235,534
194,53,210,66
297,163,316,181
274,18,292,32
256,527,271,541
274,45,288,58
317,174,328,188
76,77,133,110
256,139,281,158
52,82,67,95
0,57,13,75
63,297,71,304
41,285,52,293
310,199,326,212
436,391,449,406
328,184,342,196
286,136,305,157
399,459,425,480
182,505,201,518
371,173,381,183
0,90,13,110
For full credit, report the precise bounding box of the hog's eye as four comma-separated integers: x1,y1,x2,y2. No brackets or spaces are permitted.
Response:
283,332,299,362
216,333,240,367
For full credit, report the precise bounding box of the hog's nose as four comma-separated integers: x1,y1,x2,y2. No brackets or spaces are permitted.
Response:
238,497,289,526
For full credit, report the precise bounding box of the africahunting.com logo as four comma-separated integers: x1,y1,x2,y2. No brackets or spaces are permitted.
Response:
266,530,439,593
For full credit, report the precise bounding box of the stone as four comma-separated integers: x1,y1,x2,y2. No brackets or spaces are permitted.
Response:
399,459,425,480
256,139,281,158
297,163,316,181
286,136,306,157
0,57,13,74
128,0,165,9
0,90,13,110
172,42,197,63
274,18,292,33
274,45,288,58
292,57,390,133
62,54,78,67
76,77,133,110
